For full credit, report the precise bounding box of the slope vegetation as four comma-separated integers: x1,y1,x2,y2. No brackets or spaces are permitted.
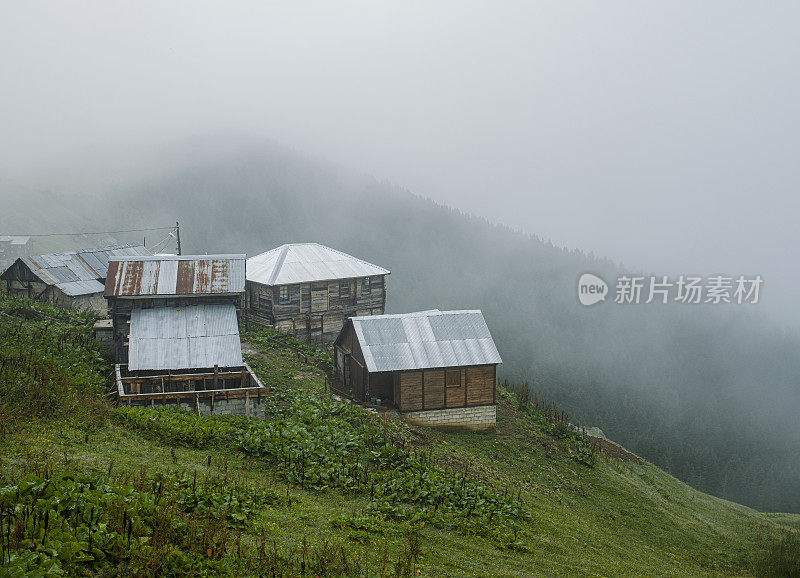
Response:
1,296,797,576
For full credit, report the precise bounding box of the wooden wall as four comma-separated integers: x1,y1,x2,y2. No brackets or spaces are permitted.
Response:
446,368,468,408
396,365,496,412
466,365,496,406
399,371,423,411
423,369,445,409
368,372,392,399
246,275,387,343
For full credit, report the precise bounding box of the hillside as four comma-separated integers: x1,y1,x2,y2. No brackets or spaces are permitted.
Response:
1,294,798,576
1,139,799,513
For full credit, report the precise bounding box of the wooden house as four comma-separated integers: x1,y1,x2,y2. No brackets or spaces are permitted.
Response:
104,254,246,364
105,254,265,417
0,243,150,315
246,243,389,342
333,309,502,431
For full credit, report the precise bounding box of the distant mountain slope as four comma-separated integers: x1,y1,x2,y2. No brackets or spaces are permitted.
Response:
3,137,800,512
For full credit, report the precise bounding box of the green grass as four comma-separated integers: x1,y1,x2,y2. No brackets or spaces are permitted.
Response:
1,319,798,576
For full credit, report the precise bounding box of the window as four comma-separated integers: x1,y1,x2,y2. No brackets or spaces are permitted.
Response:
446,370,462,387
279,285,290,303
339,280,351,297
361,277,371,294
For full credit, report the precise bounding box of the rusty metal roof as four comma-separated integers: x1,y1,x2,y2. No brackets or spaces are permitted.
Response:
247,243,389,286
128,304,243,370
1,244,150,296
105,254,246,297
349,309,502,373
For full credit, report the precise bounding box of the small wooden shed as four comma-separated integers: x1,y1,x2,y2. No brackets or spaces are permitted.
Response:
246,243,389,342
104,254,246,364
104,254,264,418
334,309,502,430
0,243,150,315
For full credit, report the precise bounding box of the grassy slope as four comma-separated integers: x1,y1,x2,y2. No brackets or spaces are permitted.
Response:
1,331,794,576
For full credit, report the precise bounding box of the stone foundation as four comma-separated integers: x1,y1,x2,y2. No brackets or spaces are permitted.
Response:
403,405,496,431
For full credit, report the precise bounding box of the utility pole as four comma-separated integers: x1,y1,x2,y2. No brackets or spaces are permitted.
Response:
175,221,182,255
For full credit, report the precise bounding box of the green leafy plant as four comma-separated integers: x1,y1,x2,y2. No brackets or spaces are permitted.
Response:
0,294,108,423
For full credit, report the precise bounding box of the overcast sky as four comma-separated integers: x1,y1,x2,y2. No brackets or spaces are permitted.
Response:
2,1,799,321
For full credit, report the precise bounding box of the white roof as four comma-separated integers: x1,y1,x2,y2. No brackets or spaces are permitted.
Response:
348,309,502,373
56,279,106,296
246,243,389,286
128,304,243,371
0,236,30,245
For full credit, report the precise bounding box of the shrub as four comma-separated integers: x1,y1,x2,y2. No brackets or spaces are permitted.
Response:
755,529,800,577
0,295,107,423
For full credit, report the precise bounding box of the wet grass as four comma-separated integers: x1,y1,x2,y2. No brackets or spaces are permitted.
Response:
1,329,795,576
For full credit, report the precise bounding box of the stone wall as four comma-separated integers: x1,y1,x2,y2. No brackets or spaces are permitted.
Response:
403,404,496,431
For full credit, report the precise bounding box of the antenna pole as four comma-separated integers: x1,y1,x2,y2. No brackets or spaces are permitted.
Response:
176,221,182,255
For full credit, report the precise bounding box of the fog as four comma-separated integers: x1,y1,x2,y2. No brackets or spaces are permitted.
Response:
2,0,799,321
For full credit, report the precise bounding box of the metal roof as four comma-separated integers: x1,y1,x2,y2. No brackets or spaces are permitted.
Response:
0,236,30,245
247,243,389,286
56,279,106,297
105,254,246,297
2,244,150,296
128,304,244,371
349,309,502,373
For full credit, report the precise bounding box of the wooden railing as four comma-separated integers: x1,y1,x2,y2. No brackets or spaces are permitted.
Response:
115,361,266,401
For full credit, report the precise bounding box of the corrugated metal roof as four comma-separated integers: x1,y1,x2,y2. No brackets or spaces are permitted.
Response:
105,254,246,297
56,279,106,296
0,236,30,245
247,243,390,286
3,244,150,296
350,309,502,373
128,304,244,371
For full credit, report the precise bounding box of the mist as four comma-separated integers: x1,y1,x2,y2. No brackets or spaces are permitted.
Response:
2,1,800,323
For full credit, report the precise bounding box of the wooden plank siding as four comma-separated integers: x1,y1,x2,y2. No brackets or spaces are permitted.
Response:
400,371,423,411
466,365,496,406
393,366,495,411
246,274,386,343
445,368,468,408
422,369,445,410
310,282,328,312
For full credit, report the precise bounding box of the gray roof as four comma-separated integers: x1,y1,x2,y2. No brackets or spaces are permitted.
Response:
4,244,151,296
350,309,502,373
128,304,243,371
106,254,246,297
0,236,30,245
247,243,389,286
56,279,106,296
